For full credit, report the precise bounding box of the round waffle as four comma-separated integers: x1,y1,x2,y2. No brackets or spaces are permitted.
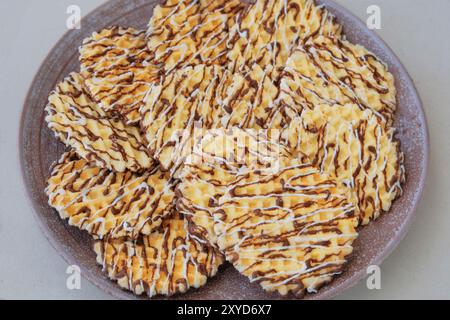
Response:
177,127,292,246
140,62,296,176
280,35,397,125
295,104,405,224
80,27,158,124
46,151,175,239
141,64,232,175
147,0,246,75
213,160,358,297
94,213,224,297
179,156,358,297
45,72,154,172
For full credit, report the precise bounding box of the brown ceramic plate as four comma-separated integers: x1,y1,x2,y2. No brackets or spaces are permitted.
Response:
20,0,429,300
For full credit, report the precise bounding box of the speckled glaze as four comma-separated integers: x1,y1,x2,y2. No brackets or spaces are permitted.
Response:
19,0,429,300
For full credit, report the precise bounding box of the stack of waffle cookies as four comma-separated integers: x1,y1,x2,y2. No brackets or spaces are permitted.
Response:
45,0,405,298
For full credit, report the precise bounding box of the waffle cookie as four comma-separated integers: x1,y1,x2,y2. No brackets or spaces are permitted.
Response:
216,63,284,129
147,0,246,75
45,73,153,172
41,0,406,300
214,160,358,297
141,62,298,175
295,104,405,224
141,64,229,174
227,0,341,78
94,213,224,297
46,152,175,239
280,35,397,125
177,127,292,246
180,158,358,296
80,27,158,124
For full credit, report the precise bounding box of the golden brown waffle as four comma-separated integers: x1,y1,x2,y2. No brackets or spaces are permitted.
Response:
179,157,358,296
227,0,341,78
295,104,405,225
46,152,176,239
45,73,153,172
140,62,297,176
177,127,292,246
141,64,229,175
94,213,224,297
80,27,158,124
213,160,358,297
215,63,283,129
280,35,397,125
147,0,246,74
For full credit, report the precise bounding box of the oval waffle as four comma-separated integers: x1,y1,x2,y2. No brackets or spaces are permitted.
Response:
80,27,158,124
295,104,405,224
45,72,153,172
46,151,175,239
93,213,224,297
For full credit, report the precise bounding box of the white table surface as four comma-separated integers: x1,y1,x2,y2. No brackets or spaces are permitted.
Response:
0,0,447,300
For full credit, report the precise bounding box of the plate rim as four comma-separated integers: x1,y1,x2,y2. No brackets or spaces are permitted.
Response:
19,0,430,300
